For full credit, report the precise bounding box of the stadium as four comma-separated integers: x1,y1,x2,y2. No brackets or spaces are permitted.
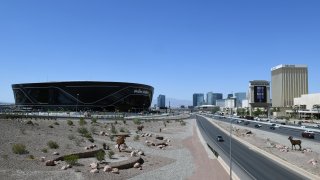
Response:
12,81,154,112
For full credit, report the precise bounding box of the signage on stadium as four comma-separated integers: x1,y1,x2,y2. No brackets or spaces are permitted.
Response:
134,89,150,95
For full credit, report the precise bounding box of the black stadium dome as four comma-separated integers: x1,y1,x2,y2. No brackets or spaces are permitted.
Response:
12,81,154,112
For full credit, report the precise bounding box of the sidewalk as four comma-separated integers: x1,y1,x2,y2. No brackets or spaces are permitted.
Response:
183,121,229,180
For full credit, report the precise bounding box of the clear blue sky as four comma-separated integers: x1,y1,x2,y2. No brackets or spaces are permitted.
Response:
1,0,320,103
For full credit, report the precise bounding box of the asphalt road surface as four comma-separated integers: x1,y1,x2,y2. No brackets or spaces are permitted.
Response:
210,115,320,142
196,115,307,180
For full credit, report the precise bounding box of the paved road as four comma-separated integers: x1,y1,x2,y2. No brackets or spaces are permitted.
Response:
210,115,320,142
196,115,307,180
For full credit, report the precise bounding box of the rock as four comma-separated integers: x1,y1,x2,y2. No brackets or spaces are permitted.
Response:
53,152,59,155
66,164,72,168
131,151,137,157
40,157,46,162
133,163,140,168
90,162,99,169
74,169,81,172
112,168,119,174
139,166,142,170
103,165,112,172
115,145,119,149
145,140,150,144
138,150,144,156
45,160,56,166
85,147,90,150
128,146,133,150
155,136,164,140
90,169,99,173
100,131,105,136
167,139,171,143
141,134,145,137
61,166,67,170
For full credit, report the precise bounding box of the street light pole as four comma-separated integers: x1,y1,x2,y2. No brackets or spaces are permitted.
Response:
229,108,233,180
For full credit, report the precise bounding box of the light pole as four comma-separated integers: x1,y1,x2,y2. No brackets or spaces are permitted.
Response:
229,108,233,180
76,94,79,113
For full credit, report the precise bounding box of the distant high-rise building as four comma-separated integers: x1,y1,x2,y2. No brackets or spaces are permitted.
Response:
193,93,204,107
234,92,246,107
271,64,308,107
206,92,223,105
227,94,233,99
216,99,226,108
157,95,166,109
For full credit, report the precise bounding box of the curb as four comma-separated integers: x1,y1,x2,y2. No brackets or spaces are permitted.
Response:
203,115,320,180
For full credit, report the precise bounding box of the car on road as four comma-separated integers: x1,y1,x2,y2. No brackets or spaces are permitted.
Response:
244,121,250,125
302,130,315,139
237,120,243,123
217,135,224,142
269,124,281,130
255,124,262,128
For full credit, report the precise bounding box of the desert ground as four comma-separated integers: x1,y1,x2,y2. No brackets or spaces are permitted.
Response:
0,114,221,180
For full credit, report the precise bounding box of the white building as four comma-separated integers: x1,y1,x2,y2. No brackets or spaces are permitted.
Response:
225,98,236,109
216,99,226,108
242,99,249,108
294,93,320,110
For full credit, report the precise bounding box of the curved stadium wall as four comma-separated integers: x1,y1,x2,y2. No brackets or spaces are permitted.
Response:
12,81,154,112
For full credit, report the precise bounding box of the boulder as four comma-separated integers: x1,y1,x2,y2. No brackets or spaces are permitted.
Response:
112,168,119,174
53,152,59,155
133,163,140,168
103,165,112,172
66,164,72,168
90,169,99,173
100,131,105,136
61,166,67,170
138,150,144,156
167,139,171,143
85,147,90,150
45,160,56,166
40,157,46,162
155,136,164,140
131,151,137,157
90,162,99,169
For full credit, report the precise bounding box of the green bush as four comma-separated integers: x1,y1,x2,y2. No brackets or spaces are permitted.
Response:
28,155,35,160
64,155,79,166
41,148,48,153
47,141,59,149
95,150,106,161
77,127,89,135
133,119,141,125
107,150,114,159
133,135,140,141
91,118,97,124
53,122,59,125
12,144,28,154
119,127,126,132
88,137,94,143
79,118,87,126
67,120,74,126
48,125,54,128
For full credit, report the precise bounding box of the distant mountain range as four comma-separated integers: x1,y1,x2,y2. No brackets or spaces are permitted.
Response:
152,97,192,108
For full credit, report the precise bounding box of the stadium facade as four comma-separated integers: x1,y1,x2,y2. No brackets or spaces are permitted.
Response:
12,81,154,112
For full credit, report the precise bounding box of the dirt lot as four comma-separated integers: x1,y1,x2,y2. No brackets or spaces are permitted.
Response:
0,116,192,180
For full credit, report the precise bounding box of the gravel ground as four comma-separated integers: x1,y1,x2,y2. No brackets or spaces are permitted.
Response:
214,120,320,177
0,116,193,180
129,119,195,180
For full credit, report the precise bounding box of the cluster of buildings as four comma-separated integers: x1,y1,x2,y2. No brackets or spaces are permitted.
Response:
193,64,320,118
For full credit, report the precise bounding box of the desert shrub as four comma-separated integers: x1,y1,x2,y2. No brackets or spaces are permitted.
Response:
111,124,117,134
68,134,76,140
28,155,35,160
95,150,106,161
109,135,115,141
91,118,97,124
122,120,126,124
88,137,94,143
79,118,87,126
180,121,186,126
12,144,28,154
67,120,74,126
133,119,141,125
107,150,114,159
48,125,54,128
119,127,126,132
47,141,59,149
26,120,34,125
133,135,140,141
53,122,59,125
64,155,79,166
77,127,89,135
114,120,118,124
41,148,48,153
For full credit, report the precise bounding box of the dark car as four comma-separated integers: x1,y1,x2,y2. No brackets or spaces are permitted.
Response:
217,136,224,142
302,130,315,139
244,121,250,125
255,124,262,128
270,126,275,130
280,122,286,125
